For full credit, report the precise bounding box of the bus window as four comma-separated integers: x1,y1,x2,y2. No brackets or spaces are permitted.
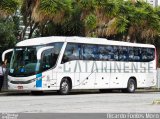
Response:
128,47,134,61
105,45,114,61
142,48,155,62
113,46,119,61
98,45,114,61
133,47,141,61
147,48,154,61
41,48,55,71
128,47,140,62
118,46,128,61
82,44,98,60
41,43,63,71
62,43,81,63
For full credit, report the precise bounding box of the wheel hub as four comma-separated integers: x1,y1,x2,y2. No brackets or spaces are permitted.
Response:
61,81,69,92
129,82,135,91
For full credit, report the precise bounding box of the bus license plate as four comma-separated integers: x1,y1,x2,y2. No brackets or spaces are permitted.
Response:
17,86,23,90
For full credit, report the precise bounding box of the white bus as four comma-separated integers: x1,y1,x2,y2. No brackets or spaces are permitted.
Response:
2,36,157,94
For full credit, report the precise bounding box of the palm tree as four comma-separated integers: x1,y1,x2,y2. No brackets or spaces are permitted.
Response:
0,0,21,18
20,0,39,40
80,0,160,43
78,0,121,37
126,1,160,42
19,0,160,44
31,0,72,23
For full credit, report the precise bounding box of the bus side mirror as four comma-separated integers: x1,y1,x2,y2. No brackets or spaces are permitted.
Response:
2,49,13,62
37,46,54,60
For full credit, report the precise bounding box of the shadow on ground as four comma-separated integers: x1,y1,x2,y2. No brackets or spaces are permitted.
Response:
0,89,159,97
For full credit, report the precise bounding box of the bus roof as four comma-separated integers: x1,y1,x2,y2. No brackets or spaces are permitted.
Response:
16,36,155,48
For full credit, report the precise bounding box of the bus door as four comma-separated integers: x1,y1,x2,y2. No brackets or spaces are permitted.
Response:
37,47,56,89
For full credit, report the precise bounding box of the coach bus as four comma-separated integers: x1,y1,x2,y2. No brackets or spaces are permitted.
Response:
2,36,157,95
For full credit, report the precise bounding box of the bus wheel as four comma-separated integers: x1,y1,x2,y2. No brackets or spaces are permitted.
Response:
58,78,71,95
123,78,136,93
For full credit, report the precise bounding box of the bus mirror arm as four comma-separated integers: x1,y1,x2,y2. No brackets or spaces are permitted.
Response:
2,49,13,62
37,46,54,60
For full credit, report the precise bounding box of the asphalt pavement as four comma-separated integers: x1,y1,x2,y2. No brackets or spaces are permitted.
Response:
0,90,159,113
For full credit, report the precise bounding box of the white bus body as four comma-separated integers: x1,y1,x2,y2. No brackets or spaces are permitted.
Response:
3,36,157,94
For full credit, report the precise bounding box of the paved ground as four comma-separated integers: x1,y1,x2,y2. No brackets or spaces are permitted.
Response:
0,90,159,113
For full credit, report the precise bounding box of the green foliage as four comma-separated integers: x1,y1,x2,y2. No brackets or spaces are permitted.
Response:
85,14,97,30
39,0,72,13
0,19,17,52
30,0,160,43
79,0,97,11
36,0,72,22
1,0,160,44
116,16,129,34
0,0,21,17
98,0,119,16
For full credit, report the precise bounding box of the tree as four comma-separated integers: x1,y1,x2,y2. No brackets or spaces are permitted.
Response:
19,0,73,39
78,0,160,43
0,19,18,61
20,0,39,40
0,0,21,61
126,1,160,43
32,0,72,23
0,0,21,18
17,0,160,44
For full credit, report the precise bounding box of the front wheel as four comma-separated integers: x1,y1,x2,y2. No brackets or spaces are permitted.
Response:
58,78,71,95
122,78,136,93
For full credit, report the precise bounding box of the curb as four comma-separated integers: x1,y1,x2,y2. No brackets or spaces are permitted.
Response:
0,91,26,96
0,92,9,96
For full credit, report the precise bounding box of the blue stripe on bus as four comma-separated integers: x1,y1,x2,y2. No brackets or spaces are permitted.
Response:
36,73,42,88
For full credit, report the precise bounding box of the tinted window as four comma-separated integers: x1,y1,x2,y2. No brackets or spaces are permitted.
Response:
62,43,81,63
141,48,155,62
41,43,63,71
82,44,98,60
41,48,54,71
113,46,119,61
53,43,64,55
128,47,141,61
98,45,115,61
9,43,63,77
61,43,155,63
118,46,128,61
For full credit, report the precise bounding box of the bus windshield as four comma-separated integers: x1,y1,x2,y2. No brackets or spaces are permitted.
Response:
9,46,42,77
9,42,63,77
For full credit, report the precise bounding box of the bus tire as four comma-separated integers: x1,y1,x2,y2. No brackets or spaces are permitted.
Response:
58,78,71,95
123,78,136,93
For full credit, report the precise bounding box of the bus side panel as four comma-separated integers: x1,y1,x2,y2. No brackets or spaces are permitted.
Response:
40,70,57,90
56,61,75,90
110,73,128,88
95,72,110,89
